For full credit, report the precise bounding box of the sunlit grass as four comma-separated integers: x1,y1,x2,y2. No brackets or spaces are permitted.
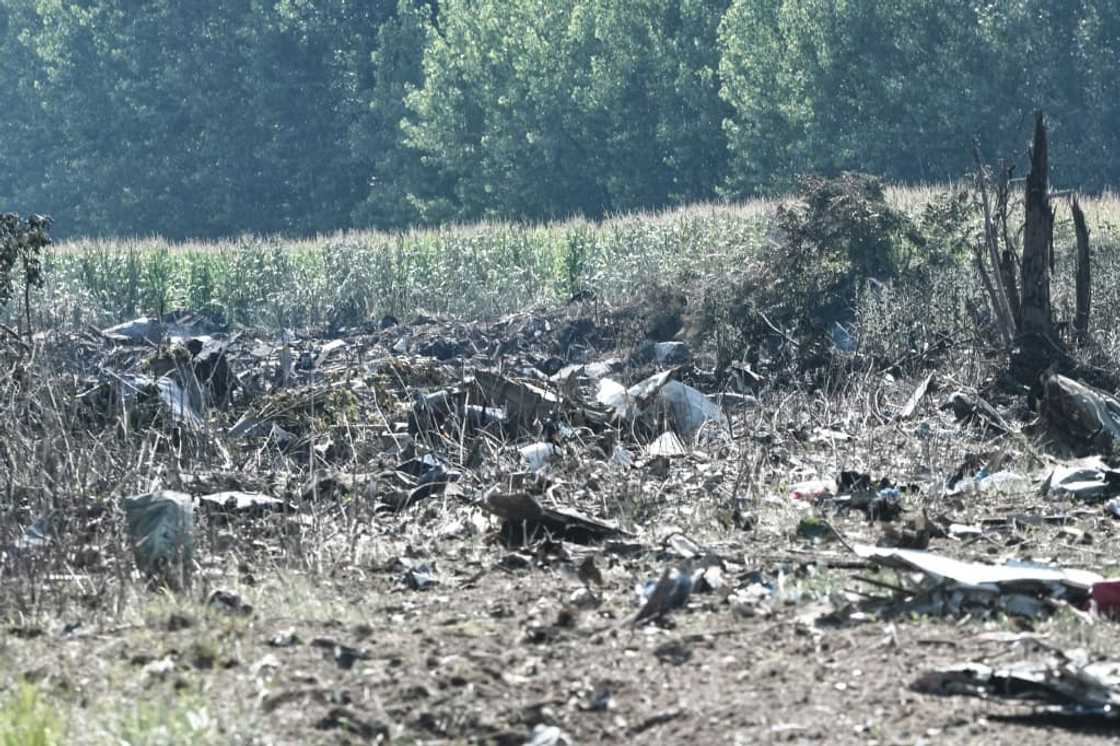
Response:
0,682,64,746
11,184,1120,335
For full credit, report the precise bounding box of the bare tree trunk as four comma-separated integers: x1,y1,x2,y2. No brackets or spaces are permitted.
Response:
1010,112,1063,390
1072,196,1091,346
1020,111,1054,340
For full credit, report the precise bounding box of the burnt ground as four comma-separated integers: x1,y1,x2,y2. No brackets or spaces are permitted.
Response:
4,304,1120,744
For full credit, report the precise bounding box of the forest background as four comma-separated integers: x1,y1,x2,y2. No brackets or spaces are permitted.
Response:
1,0,1117,240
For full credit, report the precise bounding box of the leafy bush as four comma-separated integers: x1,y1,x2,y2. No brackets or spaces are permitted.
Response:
771,173,924,329
686,174,929,375
0,213,52,335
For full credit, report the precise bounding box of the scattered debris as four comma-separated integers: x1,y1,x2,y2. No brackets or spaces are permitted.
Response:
17,282,1120,736
632,565,693,625
914,649,1120,719
121,490,194,587
483,491,627,545
1041,456,1120,501
1043,373,1120,452
12,115,1120,745
853,544,1102,619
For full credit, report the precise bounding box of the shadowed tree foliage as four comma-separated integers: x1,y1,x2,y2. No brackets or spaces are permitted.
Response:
1,0,1120,238
402,0,731,223
0,0,424,238
718,0,1120,194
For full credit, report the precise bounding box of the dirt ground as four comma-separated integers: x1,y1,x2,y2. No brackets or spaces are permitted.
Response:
4,306,1120,744
7,531,1120,745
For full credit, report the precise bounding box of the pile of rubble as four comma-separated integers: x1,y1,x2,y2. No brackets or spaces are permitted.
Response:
11,299,1120,730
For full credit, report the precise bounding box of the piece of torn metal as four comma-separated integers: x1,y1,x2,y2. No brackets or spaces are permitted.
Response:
914,652,1120,718
482,491,627,545
112,373,204,430
1042,373,1120,452
596,378,635,420
519,442,558,472
101,317,163,344
942,391,1010,433
197,492,291,512
898,373,934,420
853,544,1102,619
652,380,724,439
121,490,194,586
854,544,1102,592
472,369,560,426
1041,456,1120,501
314,339,347,368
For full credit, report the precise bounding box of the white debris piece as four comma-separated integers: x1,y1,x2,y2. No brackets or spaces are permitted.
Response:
519,442,557,472
122,490,195,585
646,430,687,458
653,380,724,440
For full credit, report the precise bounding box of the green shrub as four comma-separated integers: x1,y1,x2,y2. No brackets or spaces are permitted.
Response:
0,213,51,335
772,173,924,329
558,224,595,299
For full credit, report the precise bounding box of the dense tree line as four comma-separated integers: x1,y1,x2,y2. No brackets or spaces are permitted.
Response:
1,0,1118,239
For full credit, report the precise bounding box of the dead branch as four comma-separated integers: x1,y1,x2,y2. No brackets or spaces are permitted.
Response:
972,147,1017,346
1072,197,1091,346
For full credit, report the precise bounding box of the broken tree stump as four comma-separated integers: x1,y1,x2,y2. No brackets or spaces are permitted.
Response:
1011,112,1065,389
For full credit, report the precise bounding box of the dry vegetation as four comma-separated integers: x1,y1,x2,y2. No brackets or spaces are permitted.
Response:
5,183,1120,744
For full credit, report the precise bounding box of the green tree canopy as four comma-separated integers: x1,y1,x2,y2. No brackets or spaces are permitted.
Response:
403,0,730,223
718,0,1120,192
2,0,1120,239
